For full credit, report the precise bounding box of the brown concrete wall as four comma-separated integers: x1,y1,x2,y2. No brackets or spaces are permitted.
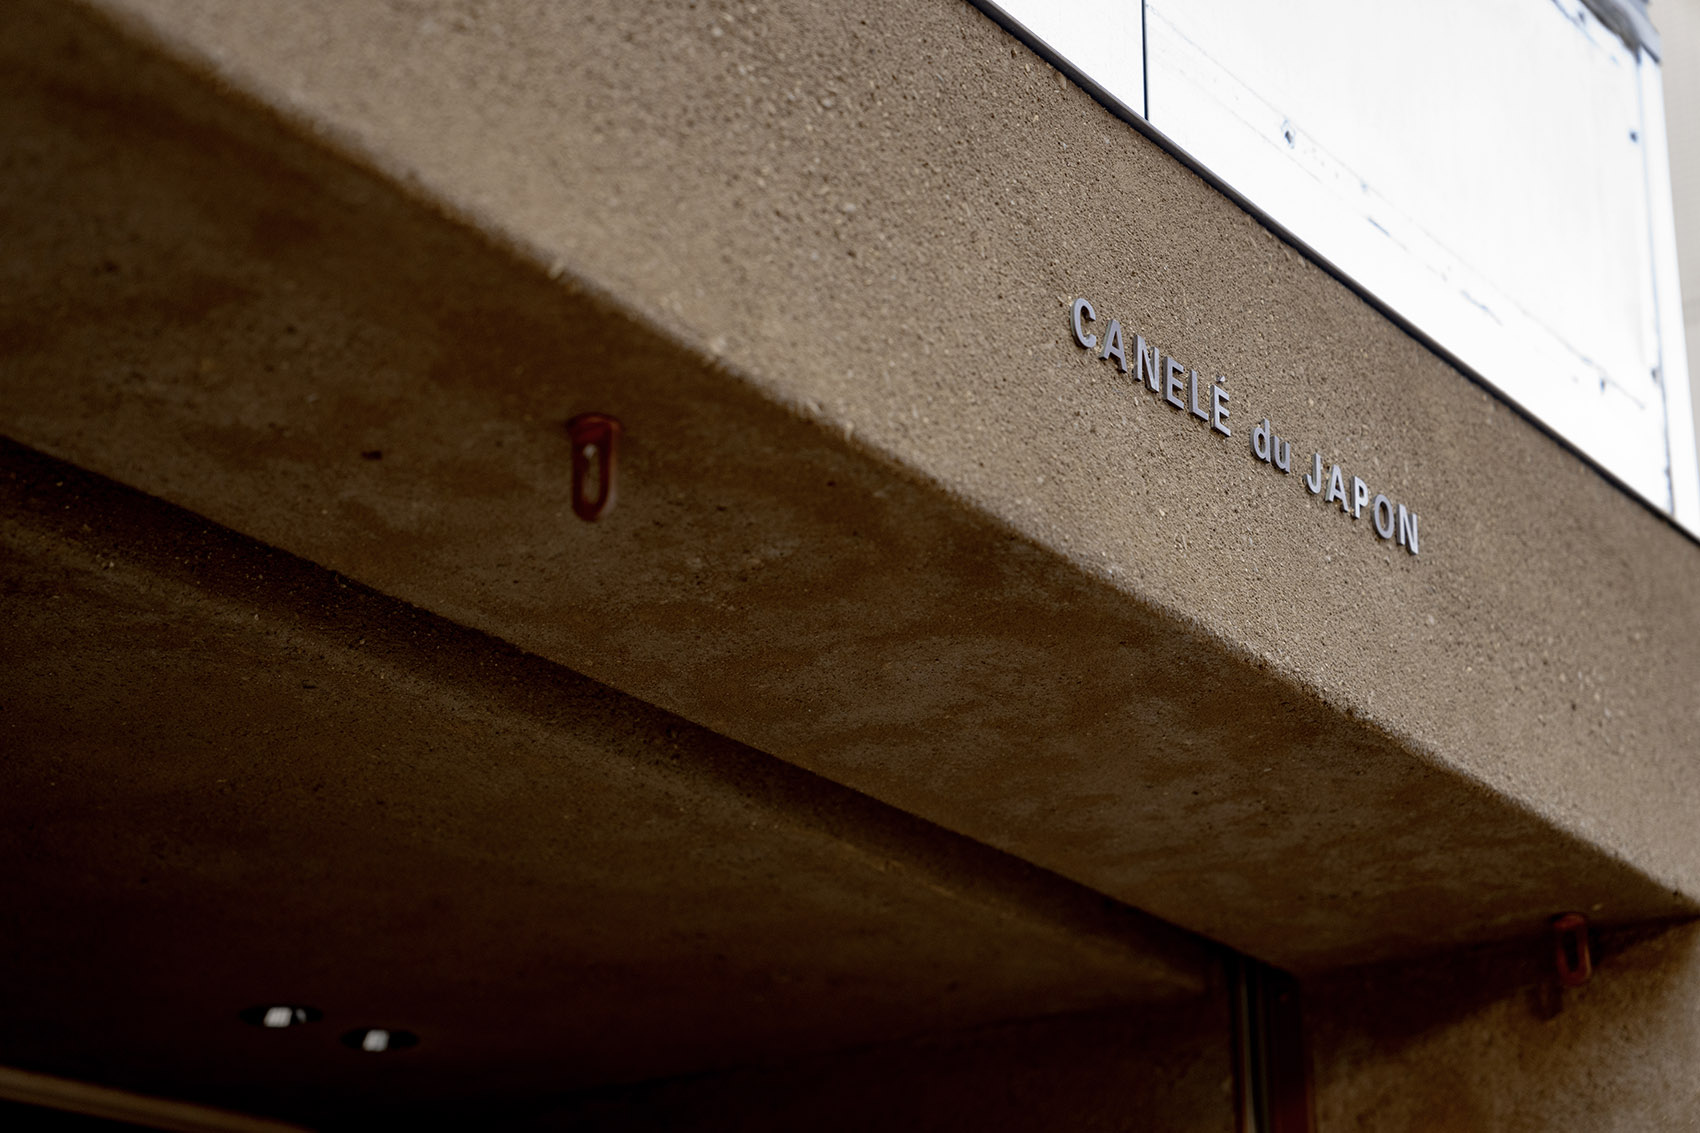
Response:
531,999,1236,1133
0,439,1211,1125
1309,920,1700,1131
7,0,1700,1127
525,928,1700,1133
4,0,1699,975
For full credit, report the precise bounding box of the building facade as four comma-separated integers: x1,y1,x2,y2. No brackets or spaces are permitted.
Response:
4,0,1700,1129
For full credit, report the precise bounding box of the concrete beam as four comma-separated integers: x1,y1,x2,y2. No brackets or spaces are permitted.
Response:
4,0,1699,972
0,442,1207,1124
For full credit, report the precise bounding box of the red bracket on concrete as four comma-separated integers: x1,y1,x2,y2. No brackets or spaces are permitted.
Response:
1552,912,1592,988
567,413,622,522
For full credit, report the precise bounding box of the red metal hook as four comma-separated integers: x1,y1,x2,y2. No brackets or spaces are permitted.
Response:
1552,912,1592,988
567,413,621,522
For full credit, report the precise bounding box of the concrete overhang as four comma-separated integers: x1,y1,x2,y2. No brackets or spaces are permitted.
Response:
3,0,1699,996
0,442,1211,1124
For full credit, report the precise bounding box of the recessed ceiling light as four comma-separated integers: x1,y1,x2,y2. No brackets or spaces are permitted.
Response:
239,1005,322,1028
341,1027,418,1053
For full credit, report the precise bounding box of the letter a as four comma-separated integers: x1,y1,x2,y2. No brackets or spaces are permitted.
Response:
1326,464,1348,510
1102,319,1128,373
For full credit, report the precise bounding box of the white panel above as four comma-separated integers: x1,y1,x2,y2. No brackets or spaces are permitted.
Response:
982,0,1146,117
973,0,1699,535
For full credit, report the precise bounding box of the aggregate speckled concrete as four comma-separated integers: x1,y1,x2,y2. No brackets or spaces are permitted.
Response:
9,0,1700,970
530,999,1237,1132
8,0,1700,1126
1307,921,1700,1130
485,921,1700,1132
0,441,1213,1125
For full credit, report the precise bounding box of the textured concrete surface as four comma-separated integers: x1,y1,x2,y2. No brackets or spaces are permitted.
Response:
3,0,1699,972
532,998,1235,1132
0,442,1211,1127
1309,919,1700,1131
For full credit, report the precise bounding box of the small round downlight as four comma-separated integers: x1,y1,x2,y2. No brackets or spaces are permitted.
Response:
341,1027,419,1053
239,1005,323,1029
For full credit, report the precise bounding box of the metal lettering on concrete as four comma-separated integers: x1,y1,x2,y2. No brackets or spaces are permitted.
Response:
1071,296,1422,556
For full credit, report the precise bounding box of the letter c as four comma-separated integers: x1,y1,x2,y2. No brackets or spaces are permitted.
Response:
1071,298,1097,351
